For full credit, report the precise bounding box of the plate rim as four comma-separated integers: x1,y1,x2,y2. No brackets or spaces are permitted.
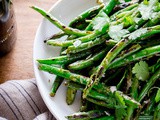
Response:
33,1,64,120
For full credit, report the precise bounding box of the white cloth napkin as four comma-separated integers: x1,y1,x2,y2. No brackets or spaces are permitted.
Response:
0,79,56,120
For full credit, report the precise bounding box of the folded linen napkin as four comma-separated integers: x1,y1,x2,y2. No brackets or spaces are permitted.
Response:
0,78,56,120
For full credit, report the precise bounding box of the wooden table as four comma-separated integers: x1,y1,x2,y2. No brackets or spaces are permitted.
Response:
0,0,57,83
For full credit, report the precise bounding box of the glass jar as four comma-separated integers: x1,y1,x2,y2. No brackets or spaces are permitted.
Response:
0,0,16,56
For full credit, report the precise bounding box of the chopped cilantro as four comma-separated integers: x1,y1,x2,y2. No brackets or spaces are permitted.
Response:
132,61,150,81
138,0,158,20
92,11,110,33
108,24,129,41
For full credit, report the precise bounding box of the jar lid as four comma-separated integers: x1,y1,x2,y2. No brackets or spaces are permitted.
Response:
0,0,9,23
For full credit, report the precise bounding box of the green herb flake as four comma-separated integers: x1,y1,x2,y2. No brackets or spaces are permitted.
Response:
92,11,110,32
132,61,150,81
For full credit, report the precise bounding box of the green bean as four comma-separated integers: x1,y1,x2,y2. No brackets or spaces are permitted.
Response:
66,35,108,54
45,31,67,41
110,3,139,21
66,110,107,120
80,98,90,112
105,39,117,46
66,87,77,105
68,47,111,70
86,96,116,108
66,81,84,91
103,0,118,15
47,31,101,47
37,50,92,65
109,44,160,69
31,6,93,37
69,4,104,30
112,1,137,15
67,35,78,40
115,10,131,19
50,75,64,97
49,46,66,97
117,44,142,58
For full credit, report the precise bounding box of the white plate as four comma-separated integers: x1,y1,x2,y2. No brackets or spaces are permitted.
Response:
33,0,98,119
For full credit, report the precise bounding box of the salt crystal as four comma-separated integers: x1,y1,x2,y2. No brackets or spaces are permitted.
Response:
73,40,82,47
110,86,117,93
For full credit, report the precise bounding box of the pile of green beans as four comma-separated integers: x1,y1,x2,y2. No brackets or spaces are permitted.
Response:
32,0,160,119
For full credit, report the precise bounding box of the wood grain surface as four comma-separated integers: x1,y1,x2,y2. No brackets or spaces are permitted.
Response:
0,0,57,83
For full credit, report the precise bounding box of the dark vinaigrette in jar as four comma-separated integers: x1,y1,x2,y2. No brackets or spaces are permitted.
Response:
0,0,16,56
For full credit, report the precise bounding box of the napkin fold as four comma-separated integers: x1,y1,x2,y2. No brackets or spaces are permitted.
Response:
0,78,56,120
